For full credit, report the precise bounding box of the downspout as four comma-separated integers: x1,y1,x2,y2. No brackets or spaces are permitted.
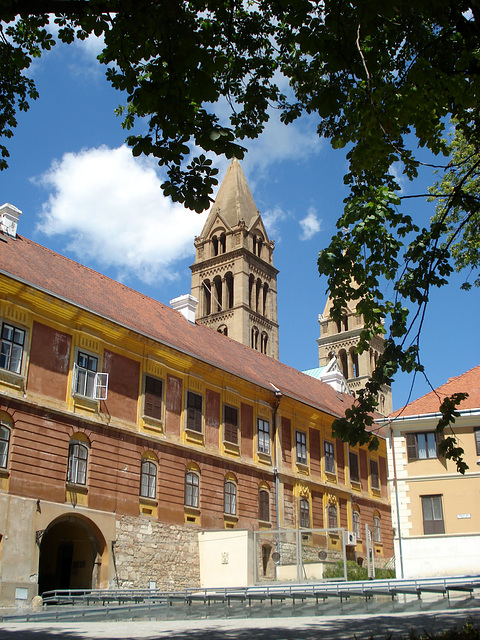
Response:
271,385,283,530
389,420,404,579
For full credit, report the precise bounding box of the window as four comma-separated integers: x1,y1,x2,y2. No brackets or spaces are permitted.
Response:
406,432,440,461
73,351,108,400
185,471,199,508
224,481,237,515
370,459,380,490
474,428,480,456
186,391,203,433
224,405,238,445
258,419,270,454
140,458,157,499
353,509,361,539
327,503,338,529
0,424,10,468
299,498,310,528
324,440,335,473
259,489,270,522
421,495,445,534
296,430,307,465
373,514,381,542
349,451,359,482
67,440,88,485
0,323,25,374
144,376,163,420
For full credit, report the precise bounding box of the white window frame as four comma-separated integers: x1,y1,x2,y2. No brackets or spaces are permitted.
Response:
0,423,10,468
67,440,88,485
0,321,26,375
257,418,270,454
140,459,157,499
72,351,108,400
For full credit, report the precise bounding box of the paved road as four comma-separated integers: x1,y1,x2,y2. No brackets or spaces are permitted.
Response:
1,606,480,640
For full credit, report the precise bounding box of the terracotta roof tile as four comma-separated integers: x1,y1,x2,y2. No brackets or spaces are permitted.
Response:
0,233,356,420
390,365,480,418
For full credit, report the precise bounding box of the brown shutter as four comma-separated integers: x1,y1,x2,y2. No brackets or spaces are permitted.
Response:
224,406,238,444
145,376,162,419
406,433,418,461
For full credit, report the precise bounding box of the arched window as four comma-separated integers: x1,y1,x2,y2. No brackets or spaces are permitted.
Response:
212,235,219,256
67,437,89,485
299,498,310,528
185,470,199,508
203,279,211,316
213,275,222,312
251,326,259,350
373,513,381,543
353,508,361,539
248,274,254,308
225,272,234,309
262,283,269,316
224,480,237,515
260,332,268,355
255,278,261,313
350,347,359,377
327,503,338,529
217,324,228,336
259,488,270,522
140,456,157,499
0,422,11,468
342,314,348,331
219,232,226,254
339,349,348,379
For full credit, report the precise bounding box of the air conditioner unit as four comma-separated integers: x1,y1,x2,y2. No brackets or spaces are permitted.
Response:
343,530,357,546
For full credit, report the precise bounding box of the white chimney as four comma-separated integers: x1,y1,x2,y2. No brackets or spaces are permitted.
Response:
0,203,21,238
170,294,198,324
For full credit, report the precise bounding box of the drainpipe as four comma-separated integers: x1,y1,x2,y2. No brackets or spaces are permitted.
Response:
389,420,405,579
270,385,283,530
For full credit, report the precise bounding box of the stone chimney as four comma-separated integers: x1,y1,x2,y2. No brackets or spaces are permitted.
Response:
0,203,21,238
170,294,198,324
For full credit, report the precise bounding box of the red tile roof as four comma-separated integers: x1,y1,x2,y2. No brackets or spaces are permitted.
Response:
390,365,480,418
0,233,357,421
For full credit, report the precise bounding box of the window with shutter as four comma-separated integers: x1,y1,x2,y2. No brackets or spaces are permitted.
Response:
259,489,270,521
406,432,440,461
224,405,238,444
474,428,480,456
186,391,203,433
295,430,307,464
421,495,445,534
370,459,380,489
144,376,163,420
349,451,359,482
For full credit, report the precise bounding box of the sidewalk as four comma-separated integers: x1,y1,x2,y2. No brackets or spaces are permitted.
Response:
1,606,480,640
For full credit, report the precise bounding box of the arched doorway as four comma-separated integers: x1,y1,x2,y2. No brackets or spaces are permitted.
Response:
38,515,106,595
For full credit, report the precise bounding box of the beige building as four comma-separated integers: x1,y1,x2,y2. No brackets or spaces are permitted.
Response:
190,159,279,359
385,366,480,578
317,294,392,415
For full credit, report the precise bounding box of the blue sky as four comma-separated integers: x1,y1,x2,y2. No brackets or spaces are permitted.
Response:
1,36,479,411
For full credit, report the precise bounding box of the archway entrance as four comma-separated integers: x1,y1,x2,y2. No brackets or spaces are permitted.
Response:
38,515,106,595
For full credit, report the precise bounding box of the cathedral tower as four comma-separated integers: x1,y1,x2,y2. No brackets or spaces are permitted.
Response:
190,160,279,359
317,295,392,415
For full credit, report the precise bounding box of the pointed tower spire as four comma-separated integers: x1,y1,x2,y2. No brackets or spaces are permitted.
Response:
190,160,279,359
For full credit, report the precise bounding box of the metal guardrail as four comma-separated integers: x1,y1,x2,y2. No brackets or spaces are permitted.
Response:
2,576,479,623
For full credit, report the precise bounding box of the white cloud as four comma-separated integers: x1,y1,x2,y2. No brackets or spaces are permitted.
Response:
299,207,322,240
262,206,289,241
35,145,207,284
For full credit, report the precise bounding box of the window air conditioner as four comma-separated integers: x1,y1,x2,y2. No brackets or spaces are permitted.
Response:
343,530,357,546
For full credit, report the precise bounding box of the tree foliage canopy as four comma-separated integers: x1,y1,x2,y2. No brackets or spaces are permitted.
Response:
1,0,479,469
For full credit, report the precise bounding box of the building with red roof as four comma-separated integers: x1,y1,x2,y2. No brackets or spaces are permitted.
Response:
0,166,393,606
384,366,480,578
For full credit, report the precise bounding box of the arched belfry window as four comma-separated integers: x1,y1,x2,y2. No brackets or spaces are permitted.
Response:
350,347,359,377
261,332,268,355
202,279,211,316
251,326,259,350
212,235,219,256
339,349,348,379
213,275,222,312
217,324,228,336
249,274,254,308
262,283,269,317
255,279,262,313
225,272,234,309
219,232,226,254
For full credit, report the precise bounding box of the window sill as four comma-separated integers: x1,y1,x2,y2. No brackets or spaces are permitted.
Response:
370,487,381,496
223,440,240,456
325,470,337,482
66,482,88,494
185,428,205,446
142,415,164,435
0,368,24,391
296,461,310,475
258,520,272,530
184,506,200,525
350,479,361,490
0,468,9,478
224,513,238,522
257,451,272,465
139,496,158,507
72,394,99,412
